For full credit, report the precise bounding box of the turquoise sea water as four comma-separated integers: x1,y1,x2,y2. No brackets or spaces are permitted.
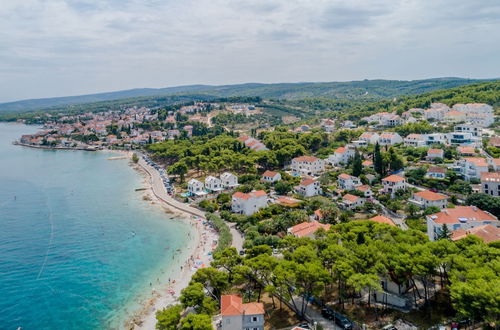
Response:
0,123,191,329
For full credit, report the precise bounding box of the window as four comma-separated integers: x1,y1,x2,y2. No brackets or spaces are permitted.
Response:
252,316,258,322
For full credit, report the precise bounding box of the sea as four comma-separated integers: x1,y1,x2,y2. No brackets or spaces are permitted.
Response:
0,123,192,329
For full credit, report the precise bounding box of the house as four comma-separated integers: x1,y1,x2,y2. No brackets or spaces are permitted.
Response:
490,158,500,171
337,173,361,190
488,137,500,148
362,160,373,168
238,136,268,151
205,176,223,192
327,147,355,166
481,172,500,196
382,174,407,197
231,191,268,215
426,206,498,241
275,196,302,208
291,156,325,176
320,119,336,132
457,157,489,181
341,194,364,210
410,190,448,209
454,124,482,138
188,179,205,195
288,221,331,238
220,295,265,330
221,172,239,188
404,134,426,147
426,148,444,160
457,146,476,156
261,170,281,183
359,132,380,144
351,140,368,148
378,132,403,146
368,215,396,226
444,110,466,123
426,166,447,179
296,178,322,197
446,132,481,147
425,133,447,146
451,224,500,243
355,185,373,198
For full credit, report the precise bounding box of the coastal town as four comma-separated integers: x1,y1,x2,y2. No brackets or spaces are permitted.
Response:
11,86,500,330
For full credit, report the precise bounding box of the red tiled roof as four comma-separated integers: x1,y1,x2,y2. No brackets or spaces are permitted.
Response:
428,206,497,224
300,178,316,186
262,170,279,178
427,148,443,155
369,215,396,226
481,172,500,182
221,295,264,316
414,190,448,201
464,157,488,167
289,221,331,237
356,185,371,192
451,224,500,243
338,173,351,180
343,193,360,202
382,174,405,183
428,166,446,174
335,147,347,154
457,146,475,154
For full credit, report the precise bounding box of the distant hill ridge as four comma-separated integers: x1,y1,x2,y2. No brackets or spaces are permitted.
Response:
0,77,496,113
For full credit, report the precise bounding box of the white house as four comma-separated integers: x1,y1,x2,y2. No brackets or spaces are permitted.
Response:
231,190,268,215
327,147,355,166
410,190,448,209
261,170,281,183
337,173,362,190
321,119,336,132
481,172,500,197
426,166,447,179
291,156,325,176
188,179,205,195
446,132,481,147
378,132,403,146
296,178,322,197
359,132,380,144
404,134,426,147
221,295,265,330
425,133,447,146
205,176,223,192
454,124,482,138
382,174,407,197
341,194,364,210
444,110,467,123
220,172,239,188
457,157,489,181
355,185,373,198
426,148,444,160
426,206,499,241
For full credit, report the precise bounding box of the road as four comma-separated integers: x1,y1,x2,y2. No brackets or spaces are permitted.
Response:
227,222,244,252
290,297,341,330
372,198,408,230
138,157,206,218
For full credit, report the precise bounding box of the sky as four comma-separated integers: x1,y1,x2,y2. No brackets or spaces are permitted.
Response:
0,0,499,102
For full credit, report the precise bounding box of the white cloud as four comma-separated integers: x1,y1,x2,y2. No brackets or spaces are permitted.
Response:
0,0,498,101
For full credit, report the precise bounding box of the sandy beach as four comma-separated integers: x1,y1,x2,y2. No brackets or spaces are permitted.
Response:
123,155,218,330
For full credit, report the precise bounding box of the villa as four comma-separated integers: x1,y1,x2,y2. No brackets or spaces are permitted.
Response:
291,156,325,176
220,295,265,330
220,172,239,188
410,190,448,209
382,174,407,197
231,190,268,216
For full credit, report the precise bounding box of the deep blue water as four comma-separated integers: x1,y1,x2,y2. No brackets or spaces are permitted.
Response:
0,123,190,329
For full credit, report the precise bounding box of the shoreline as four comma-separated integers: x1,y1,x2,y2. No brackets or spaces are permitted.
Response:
123,156,217,330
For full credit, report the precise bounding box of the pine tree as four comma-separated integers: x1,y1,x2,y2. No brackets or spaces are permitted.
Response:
439,224,451,240
352,150,363,177
374,143,384,176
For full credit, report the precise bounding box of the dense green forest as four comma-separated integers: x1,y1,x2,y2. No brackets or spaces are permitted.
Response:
0,77,494,115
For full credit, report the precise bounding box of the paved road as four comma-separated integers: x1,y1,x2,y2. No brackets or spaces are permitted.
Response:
226,222,244,251
290,297,340,330
138,158,206,218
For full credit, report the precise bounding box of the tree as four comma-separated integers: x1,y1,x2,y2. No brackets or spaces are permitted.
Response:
352,150,363,177
180,282,205,310
168,161,188,183
156,305,182,330
373,143,385,176
423,206,441,216
179,314,212,330
275,181,292,195
406,203,420,217
131,153,139,163
466,193,500,216
438,224,451,240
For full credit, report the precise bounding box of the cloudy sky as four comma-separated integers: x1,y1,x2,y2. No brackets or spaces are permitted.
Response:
1,0,499,102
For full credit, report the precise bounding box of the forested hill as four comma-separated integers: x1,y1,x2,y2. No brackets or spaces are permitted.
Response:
0,77,494,113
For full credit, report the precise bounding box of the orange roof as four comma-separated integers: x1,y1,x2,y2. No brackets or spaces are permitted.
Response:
451,225,500,243
232,190,267,200
362,160,373,166
343,193,360,202
338,173,351,180
238,136,250,142
300,178,316,186
251,190,267,197
414,190,448,201
457,146,475,154
276,196,302,206
464,157,488,167
262,170,279,178
406,133,423,139
335,147,347,154
428,206,498,224
446,110,465,116
382,174,405,183
314,209,323,219
481,172,500,182
356,185,371,192
221,295,264,316
380,133,397,138
492,158,500,166
427,148,443,155
294,155,320,162
369,215,396,226
289,221,331,237
428,166,446,173
233,191,250,200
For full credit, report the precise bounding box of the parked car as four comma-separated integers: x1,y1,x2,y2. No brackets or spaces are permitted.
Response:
321,307,353,329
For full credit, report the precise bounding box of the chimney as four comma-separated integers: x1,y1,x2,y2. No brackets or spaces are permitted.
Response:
473,206,477,212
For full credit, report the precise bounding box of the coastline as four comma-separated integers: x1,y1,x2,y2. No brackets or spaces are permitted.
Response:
124,156,217,330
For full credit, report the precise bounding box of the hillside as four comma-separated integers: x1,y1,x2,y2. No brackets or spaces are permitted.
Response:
0,77,494,114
